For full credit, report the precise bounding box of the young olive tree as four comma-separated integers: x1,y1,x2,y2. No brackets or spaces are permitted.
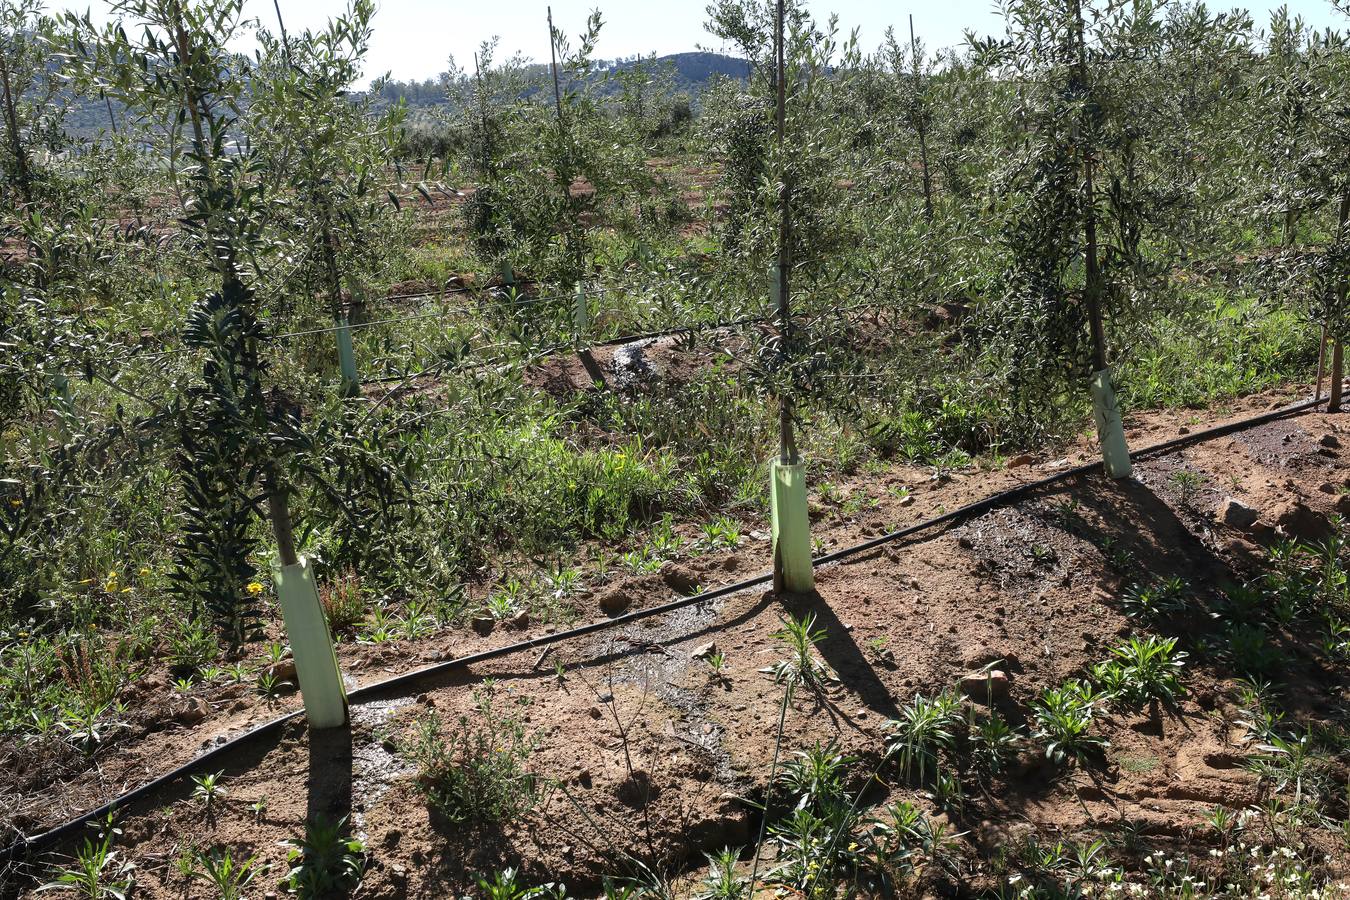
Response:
249,0,403,339
1246,8,1324,247
448,38,529,271
61,0,276,651
970,0,1194,462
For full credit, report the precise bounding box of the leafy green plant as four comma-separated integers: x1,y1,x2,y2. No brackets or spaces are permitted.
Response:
37,819,134,899
695,847,747,900
281,815,366,898
1101,635,1187,707
1168,470,1207,506
1121,577,1188,620
190,847,258,900
401,684,539,826
699,516,742,551
885,690,962,783
190,770,226,819
970,710,1021,776
1032,682,1108,765
762,612,829,690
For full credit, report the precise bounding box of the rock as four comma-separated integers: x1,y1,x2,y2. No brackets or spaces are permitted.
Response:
597,584,633,616
898,494,915,507
1005,453,1034,468
1272,499,1330,541
173,696,210,725
1178,425,1190,435
506,610,530,630
691,642,718,661
470,615,495,636
262,659,297,685
1337,494,1350,518
616,769,658,808
1217,497,1259,530
958,535,974,549
959,670,1009,702
1321,433,1341,449
659,562,700,595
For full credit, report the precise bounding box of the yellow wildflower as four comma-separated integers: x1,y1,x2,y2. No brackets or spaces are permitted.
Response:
247,582,264,595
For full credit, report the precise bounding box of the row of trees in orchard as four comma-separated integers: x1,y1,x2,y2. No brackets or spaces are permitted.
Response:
0,0,1347,660
1,0,408,652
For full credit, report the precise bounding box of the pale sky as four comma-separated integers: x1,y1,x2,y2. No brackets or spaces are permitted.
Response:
54,0,1349,87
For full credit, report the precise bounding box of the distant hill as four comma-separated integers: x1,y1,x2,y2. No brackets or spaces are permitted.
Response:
610,51,751,93
372,51,751,113
58,51,750,139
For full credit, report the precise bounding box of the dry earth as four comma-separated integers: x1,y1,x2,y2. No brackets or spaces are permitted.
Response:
4,384,1350,897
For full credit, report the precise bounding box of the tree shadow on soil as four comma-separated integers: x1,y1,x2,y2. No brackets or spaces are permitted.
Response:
305,721,353,827
781,589,903,724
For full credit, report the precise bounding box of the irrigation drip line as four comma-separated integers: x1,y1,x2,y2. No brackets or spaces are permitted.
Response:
0,389,1327,867
14,282,893,386
272,287,604,342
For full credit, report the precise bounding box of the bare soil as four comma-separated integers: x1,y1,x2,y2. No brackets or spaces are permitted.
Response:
5,385,1350,897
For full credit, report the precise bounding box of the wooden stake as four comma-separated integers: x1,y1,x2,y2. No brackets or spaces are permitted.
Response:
1331,341,1344,413
909,15,934,224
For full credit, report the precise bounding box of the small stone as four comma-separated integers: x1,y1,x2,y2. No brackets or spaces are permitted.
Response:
1006,453,1034,468
470,615,495,636
1321,433,1341,449
691,642,718,660
959,670,1009,701
506,610,530,630
173,696,210,725
262,659,297,684
898,495,915,507
1178,425,1190,435
1217,497,1258,530
588,706,602,719
958,535,974,549
660,562,701,595
598,691,614,703
382,828,402,848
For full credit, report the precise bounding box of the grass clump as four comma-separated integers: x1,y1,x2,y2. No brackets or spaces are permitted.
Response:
1032,681,1108,766
402,681,540,827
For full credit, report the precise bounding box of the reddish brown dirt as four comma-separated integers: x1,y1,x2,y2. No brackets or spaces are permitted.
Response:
6,386,1350,897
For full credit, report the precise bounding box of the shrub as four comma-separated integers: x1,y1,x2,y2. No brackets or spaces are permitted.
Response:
402,683,539,826
1032,682,1108,765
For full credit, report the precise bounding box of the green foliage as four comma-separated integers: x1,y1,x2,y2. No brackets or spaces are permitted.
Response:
36,819,134,899
282,815,366,898
401,683,539,827
1092,635,1188,707
189,846,258,900
1032,681,1108,765
884,690,962,784
763,612,829,691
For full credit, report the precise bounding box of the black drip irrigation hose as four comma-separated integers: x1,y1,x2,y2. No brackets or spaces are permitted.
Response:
0,391,1327,866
